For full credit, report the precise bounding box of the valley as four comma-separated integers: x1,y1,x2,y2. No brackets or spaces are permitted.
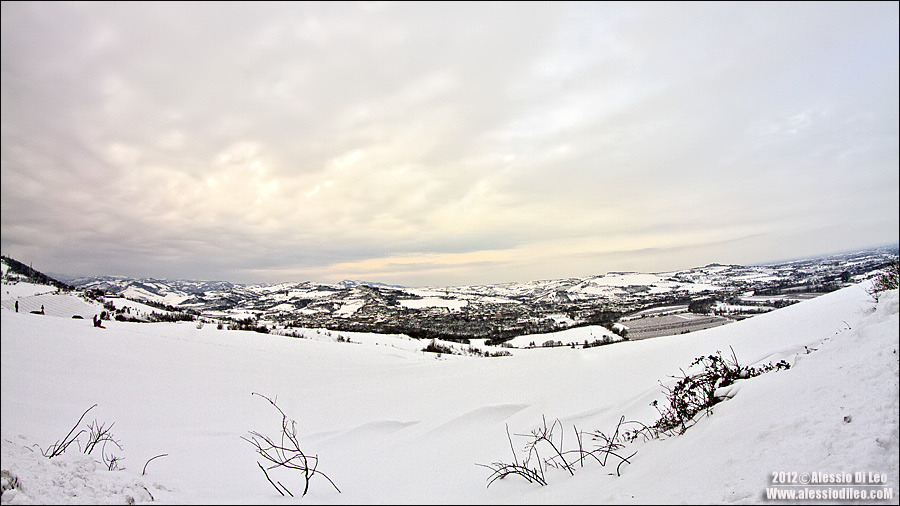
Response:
40,246,898,344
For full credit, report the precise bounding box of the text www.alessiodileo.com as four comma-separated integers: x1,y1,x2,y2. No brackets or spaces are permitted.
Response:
766,487,894,500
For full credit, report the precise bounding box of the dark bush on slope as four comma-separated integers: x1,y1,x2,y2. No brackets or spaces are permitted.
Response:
869,258,899,301
480,347,792,487
650,348,790,436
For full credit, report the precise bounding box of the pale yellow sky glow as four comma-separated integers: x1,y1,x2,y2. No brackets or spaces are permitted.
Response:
255,223,780,285
1,1,897,286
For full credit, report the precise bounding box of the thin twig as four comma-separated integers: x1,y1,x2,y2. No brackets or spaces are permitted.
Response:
142,454,169,476
41,404,97,458
141,486,154,502
257,462,284,496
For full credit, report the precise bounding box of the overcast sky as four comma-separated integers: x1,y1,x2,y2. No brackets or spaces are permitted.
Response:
2,1,898,287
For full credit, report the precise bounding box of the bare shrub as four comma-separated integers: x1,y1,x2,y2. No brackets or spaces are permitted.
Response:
480,347,792,488
38,404,96,458
242,392,340,498
478,415,636,487
649,347,790,436
1,470,19,494
868,258,899,301
82,419,120,455
82,418,125,470
36,404,161,472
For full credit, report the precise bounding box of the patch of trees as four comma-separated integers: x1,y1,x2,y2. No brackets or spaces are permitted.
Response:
113,310,194,323
485,335,514,346
139,297,200,316
230,317,270,334
689,297,716,314
603,323,629,339
82,288,107,303
583,309,623,324
422,339,511,357
149,311,195,323
582,336,614,348
755,279,843,296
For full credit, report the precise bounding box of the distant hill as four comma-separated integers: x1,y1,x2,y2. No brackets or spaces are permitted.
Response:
0,256,73,292
4,246,897,342
336,279,407,290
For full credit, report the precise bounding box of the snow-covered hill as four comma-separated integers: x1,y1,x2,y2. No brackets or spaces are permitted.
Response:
41,247,897,343
2,281,896,504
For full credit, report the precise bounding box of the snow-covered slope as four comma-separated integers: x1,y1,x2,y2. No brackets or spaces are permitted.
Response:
1,283,897,504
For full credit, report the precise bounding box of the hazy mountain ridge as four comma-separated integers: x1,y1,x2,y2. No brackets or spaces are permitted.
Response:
13,245,895,342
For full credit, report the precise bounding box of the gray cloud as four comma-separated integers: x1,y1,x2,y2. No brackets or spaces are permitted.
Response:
2,1,897,285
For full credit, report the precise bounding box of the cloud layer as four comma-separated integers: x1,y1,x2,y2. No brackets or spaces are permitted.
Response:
2,2,898,285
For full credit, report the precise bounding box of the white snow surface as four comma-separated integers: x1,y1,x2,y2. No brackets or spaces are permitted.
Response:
398,297,468,311
1,282,898,504
503,324,621,348
574,272,721,295
119,286,191,307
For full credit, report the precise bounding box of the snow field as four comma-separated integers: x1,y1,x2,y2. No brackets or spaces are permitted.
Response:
1,283,897,504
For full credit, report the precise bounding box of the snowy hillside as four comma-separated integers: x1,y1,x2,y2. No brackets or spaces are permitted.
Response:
1,282,897,504
41,248,896,346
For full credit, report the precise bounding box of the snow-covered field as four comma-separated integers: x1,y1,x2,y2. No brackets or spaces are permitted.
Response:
398,297,468,311
1,281,897,504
